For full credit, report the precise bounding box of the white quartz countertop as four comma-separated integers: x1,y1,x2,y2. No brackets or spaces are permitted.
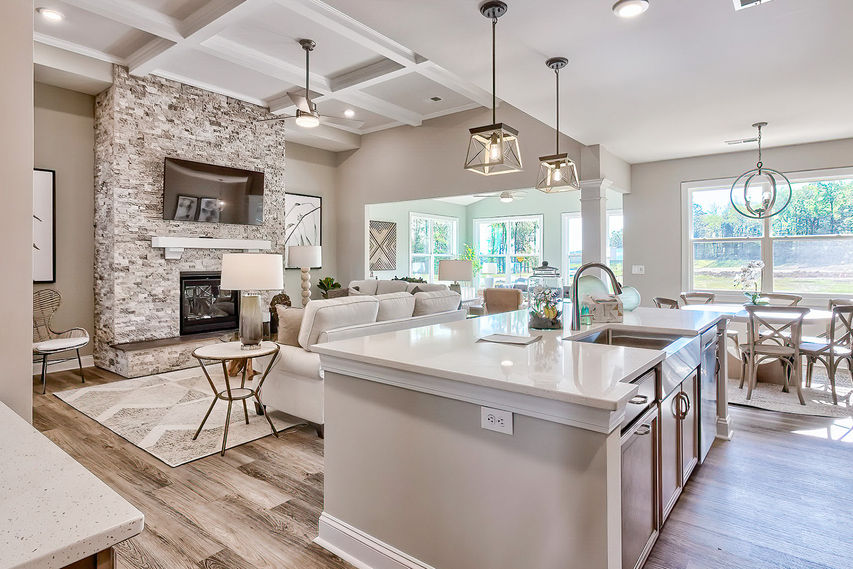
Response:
563,306,728,340
0,403,144,569
314,310,668,411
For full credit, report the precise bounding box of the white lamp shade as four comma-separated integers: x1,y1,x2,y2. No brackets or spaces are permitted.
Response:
220,253,284,291
481,262,499,274
288,245,322,269
438,259,473,282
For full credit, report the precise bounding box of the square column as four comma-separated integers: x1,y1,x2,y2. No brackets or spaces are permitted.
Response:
580,179,611,265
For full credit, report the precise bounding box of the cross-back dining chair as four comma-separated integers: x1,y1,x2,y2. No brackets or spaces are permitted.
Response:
680,292,715,305
33,289,90,394
740,305,809,405
800,303,853,405
653,297,680,309
761,293,803,306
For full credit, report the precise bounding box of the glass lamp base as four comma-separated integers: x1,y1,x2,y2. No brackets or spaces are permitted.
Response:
239,293,264,349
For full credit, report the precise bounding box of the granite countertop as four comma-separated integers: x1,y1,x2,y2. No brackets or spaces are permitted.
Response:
313,310,668,411
0,403,144,569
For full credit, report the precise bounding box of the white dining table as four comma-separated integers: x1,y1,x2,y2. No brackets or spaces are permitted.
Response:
681,303,834,323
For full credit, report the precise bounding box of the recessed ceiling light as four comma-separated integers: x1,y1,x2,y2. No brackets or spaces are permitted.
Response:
612,0,649,18
36,7,64,22
344,109,355,118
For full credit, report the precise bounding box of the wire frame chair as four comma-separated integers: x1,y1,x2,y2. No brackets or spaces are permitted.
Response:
653,297,680,309
680,292,716,305
33,289,89,394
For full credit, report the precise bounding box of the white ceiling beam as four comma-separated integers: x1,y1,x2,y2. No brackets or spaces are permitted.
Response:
61,0,183,42
417,62,494,110
336,91,421,126
33,32,124,65
33,41,114,83
272,0,419,67
152,70,267,107
128,0,266,76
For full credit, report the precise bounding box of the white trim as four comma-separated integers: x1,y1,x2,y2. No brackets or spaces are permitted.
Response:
315,513,436,569
561,211,582,285
34,354,94,375
319,357,625,433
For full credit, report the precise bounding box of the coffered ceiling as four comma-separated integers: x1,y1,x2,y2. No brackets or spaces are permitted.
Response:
33,0,493,151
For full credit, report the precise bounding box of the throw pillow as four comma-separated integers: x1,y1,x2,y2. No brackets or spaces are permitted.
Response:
276,305,304,347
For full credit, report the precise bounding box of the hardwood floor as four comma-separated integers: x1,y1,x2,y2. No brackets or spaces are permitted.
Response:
35,368,853,569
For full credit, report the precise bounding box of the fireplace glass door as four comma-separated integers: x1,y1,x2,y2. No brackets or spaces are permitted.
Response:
180,272,239,335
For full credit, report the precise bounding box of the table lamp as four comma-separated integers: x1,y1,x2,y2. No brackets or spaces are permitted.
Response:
438,259,473,295
288,245,322,307
220,253,284,350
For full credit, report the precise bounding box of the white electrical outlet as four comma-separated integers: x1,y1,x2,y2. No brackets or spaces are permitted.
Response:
631,265,646,275
481,406,513,435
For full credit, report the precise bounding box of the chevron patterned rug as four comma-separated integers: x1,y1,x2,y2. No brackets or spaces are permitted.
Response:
55,367,301,467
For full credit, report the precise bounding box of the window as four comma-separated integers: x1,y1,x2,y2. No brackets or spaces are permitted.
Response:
409,213,458,282
684,169,853,296
474,215,542,287
607,211,624,281
561,213,583,284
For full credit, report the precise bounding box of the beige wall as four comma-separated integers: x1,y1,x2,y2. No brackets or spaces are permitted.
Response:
0,2,34,420
334,104,583,283
625,137,853,304
285,142,339,299
33,83,96,356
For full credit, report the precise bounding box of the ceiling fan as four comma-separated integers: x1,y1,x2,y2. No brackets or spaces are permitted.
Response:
259,39,364,130
473,190,527,203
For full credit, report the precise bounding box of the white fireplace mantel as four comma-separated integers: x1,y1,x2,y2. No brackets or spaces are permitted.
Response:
151,236,272,259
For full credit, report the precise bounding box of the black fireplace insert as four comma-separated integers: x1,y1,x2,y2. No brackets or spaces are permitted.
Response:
179,272,239,335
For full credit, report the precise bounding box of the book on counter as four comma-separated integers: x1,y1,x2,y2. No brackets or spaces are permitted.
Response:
478,333,542,346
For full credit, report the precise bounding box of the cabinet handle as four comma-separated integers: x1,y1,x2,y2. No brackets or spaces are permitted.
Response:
675,392,688,420
635,424,651,436
629,395,649,405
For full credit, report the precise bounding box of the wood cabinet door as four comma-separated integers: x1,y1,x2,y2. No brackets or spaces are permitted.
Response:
681,372,699,483
621,407,659,569
659,387,682,523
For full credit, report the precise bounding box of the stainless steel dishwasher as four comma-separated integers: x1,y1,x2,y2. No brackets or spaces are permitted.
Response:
699,327,720,463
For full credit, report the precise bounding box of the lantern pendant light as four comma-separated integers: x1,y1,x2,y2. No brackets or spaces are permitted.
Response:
729,122,792,219
464,1,522,176
536,57,580,193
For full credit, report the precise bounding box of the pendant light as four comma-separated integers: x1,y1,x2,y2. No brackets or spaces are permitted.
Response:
536,57,580,193
464,1,522,176
729,122,792,219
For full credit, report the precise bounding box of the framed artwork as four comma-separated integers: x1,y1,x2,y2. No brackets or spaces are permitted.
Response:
33,168,56,283
369,220,397,271
284,193,322,268
198,197,221,223
173,195,198,221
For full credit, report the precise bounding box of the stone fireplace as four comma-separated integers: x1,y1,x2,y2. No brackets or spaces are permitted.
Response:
93,66,286,377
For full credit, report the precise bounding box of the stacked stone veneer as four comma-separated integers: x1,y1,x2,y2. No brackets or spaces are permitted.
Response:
94,66,287,376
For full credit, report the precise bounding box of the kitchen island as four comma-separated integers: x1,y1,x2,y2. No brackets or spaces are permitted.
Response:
0,402,143,569
312,307,729,569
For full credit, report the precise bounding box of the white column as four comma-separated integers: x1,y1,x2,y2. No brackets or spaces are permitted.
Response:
580,179,610,265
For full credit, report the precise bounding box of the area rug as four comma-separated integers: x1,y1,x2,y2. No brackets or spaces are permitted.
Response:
728,364,853,418
55,367,301,467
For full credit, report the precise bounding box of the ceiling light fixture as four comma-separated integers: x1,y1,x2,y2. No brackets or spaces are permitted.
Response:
612,0,649,18
729,122,791,219
344,109,355,118
293,39,321,128
36,7,64,22
535,57,580,194
464,1,522,176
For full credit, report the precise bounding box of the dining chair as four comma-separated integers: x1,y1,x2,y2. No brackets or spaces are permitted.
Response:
800,304,853,405
739,305,809,405
33,289,90,394
680,292,715,305
483,287,523,315
761,293,803,306
653,297,680,309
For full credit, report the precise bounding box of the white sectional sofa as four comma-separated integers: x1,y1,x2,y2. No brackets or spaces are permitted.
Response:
257,290,464,436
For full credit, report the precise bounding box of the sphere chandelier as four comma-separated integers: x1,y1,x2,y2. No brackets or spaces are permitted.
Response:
729,122,792,219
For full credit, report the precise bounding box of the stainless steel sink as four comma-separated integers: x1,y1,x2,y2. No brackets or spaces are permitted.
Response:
575,329,683,351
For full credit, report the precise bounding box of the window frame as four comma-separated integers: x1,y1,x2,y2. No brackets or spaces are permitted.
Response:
561,212,582,285
409,212,459,283
473,214,544,286
682,167,853,304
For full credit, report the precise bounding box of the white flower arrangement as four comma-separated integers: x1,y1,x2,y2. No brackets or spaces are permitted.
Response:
733,260,764,303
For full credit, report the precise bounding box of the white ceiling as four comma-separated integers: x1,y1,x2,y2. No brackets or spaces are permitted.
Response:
323,0,853,164
32,0,493,151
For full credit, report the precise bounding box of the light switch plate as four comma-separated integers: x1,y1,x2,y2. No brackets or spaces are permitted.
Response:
481,406,513,435
631,265,646,275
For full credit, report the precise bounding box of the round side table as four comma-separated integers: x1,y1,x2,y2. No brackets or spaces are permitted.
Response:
191,340,281,456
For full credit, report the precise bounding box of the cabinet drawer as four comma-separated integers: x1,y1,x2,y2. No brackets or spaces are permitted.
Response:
621,369,657,432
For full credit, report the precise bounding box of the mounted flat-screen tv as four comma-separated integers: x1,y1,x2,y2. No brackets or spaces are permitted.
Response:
163,157,265,225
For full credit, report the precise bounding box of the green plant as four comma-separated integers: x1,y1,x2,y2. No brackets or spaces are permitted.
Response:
317,276,341,298
459,243,481,277
392,276,427,283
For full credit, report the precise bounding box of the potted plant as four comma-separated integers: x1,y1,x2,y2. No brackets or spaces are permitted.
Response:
317,276,342,299
733,260,766,304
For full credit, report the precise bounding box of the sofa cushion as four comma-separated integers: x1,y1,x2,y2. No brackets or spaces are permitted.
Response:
276,305,304,347
413,289,461,316
348,279,378,296
376,280,409,294
375,291,416,321
298,296,379,350
409,283,448,294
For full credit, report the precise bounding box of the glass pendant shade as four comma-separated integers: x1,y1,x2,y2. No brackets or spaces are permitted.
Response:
465,123,522,175
536,153,580,193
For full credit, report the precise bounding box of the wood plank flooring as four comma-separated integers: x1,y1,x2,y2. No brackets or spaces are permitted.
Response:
34,368,853,569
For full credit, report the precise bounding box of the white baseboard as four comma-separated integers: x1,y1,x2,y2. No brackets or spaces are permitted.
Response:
33,354,94,375
315,513,435,569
